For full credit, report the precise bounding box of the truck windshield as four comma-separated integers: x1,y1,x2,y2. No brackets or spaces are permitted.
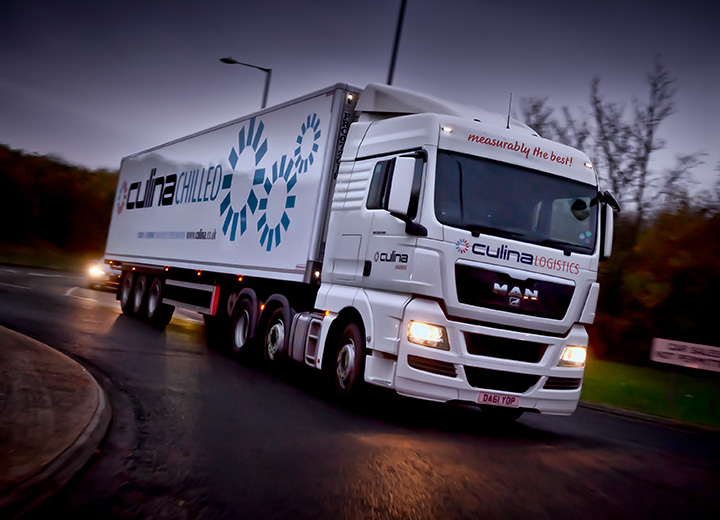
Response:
435,150,598,254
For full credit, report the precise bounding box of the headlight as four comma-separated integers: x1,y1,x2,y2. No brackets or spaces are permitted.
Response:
89,266,106,277
557,345,587,367
408,321,449,350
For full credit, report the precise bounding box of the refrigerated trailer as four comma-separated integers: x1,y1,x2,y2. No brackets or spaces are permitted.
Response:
105,82,619,420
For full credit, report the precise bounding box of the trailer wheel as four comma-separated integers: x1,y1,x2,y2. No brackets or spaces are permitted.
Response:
231,296,256,355
119,272,135,316
329,321,364,396
263,305,293,363
132,274,149,316
146,277,174,329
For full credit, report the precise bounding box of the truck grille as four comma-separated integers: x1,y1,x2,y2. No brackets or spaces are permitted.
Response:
463,366,540,393
407,355,457,378
455,264,574,320
465,333,548,363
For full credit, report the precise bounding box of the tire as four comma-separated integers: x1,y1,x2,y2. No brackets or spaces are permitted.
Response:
328,321,364,397
263,305,293,363
146,277,174,329
119,272,135,316
231,296,256,355
132,274,149,317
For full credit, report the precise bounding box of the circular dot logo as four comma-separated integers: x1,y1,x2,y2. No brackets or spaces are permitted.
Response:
220,117,268,241
294,113,321,174
256,155,297,251
456,239,470,253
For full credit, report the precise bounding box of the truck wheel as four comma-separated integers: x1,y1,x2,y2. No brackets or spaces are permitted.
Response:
231,296,256,355
119,272,135,316
146,277,174,329
132,274,149,316
329,321,364,396
263,305,293,363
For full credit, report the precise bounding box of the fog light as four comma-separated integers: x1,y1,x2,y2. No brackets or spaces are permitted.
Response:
408,321,449,350
558,345,587,367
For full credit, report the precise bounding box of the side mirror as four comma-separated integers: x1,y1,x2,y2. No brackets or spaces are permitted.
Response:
387,157,415,216
386,155,427,237
600,190,620,260
601,203,614,260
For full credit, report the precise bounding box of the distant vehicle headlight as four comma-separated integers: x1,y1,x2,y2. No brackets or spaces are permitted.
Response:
89,266,106,277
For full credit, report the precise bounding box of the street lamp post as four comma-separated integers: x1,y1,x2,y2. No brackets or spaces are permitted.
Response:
387,0,407,85
220,57,272,109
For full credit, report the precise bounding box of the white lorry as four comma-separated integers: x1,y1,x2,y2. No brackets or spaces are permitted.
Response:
105,83,619,420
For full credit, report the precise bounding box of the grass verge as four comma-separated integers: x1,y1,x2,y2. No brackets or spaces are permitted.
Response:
581,357,720,429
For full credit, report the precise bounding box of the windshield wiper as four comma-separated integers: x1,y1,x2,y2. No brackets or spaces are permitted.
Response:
466,224,524,239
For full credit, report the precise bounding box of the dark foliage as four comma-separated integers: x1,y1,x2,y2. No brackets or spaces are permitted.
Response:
0,144,118,256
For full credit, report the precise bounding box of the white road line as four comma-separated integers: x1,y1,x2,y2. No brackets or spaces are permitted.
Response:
0,281,31,290
64,287,96,301
28,272,68,278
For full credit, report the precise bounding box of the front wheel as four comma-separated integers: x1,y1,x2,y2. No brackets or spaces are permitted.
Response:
329,321,364,397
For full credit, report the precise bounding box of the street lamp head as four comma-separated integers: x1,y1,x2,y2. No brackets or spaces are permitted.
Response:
219,56,272,109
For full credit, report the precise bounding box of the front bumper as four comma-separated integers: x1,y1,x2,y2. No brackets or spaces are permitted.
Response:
367,298,587,416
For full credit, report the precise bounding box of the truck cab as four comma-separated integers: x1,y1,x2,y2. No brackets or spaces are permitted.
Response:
318,84,617,416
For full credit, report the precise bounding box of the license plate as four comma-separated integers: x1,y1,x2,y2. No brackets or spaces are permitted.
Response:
477,392,519,408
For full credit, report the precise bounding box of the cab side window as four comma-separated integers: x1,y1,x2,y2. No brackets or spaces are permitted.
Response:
366,159,394,210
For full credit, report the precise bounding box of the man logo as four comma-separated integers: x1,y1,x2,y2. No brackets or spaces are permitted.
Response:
493,283,539,306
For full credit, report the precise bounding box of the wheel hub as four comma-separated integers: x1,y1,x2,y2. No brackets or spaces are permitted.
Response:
266,320,285,360
336,340,356,389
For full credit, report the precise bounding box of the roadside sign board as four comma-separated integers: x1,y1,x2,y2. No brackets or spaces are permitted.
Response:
651,338,720,373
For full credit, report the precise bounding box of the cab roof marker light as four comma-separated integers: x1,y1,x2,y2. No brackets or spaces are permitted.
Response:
584,161,593,169
442,126,453,133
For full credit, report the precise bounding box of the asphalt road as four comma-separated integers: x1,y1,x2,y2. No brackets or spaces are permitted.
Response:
0,266,718,520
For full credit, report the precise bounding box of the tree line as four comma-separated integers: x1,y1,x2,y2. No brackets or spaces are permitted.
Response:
0,144,117,257
519,57,720,360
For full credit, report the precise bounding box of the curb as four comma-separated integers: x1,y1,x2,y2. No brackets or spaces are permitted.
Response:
0,365,111,520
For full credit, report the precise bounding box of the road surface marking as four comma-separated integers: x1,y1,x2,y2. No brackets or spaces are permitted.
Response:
0,281,31,290
65,287,96,301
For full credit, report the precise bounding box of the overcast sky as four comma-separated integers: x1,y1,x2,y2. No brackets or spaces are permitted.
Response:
1,0,717,190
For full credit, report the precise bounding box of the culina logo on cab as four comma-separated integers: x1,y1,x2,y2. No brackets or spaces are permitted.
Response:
374,250,409,263
123,166,223,211
460,240,580,275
